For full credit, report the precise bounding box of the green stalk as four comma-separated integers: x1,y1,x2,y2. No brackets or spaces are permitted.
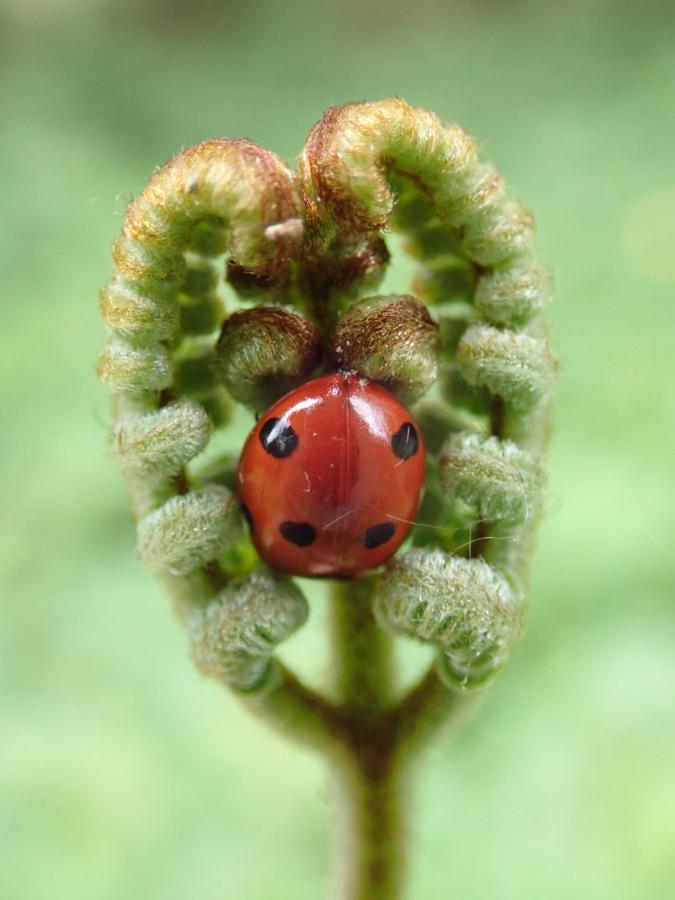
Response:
330,578,395,712
329,580,408,900
331,745,408,900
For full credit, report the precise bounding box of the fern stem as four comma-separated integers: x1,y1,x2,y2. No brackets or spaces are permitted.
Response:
331,745,408,900
328,580,408,900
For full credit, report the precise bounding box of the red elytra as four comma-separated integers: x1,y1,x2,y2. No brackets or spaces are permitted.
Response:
236,372,425,577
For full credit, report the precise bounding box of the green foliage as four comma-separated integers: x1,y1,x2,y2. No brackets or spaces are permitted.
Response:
113,400,212,475
439,432,541,524
216,306,321,410
328,294,439,403
137,486,241,575
376,549,524,688
474,264,553,327
97,340,172,396
457,324,556,412
192,572,309,691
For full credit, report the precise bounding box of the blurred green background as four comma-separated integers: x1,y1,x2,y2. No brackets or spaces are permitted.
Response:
1,0,674,897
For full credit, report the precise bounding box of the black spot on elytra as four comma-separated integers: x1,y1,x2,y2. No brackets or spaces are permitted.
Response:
241,504,254,532
279,521,316,547
364,522,396,549
391,422,419,460
259,417,298,458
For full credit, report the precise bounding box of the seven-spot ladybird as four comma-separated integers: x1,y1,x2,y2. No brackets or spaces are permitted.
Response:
236,373,425,577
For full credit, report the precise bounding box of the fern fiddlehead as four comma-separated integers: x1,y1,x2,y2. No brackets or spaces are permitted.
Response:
98,99,555,900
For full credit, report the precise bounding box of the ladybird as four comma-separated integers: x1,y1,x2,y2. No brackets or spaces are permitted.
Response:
236,373,425,577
